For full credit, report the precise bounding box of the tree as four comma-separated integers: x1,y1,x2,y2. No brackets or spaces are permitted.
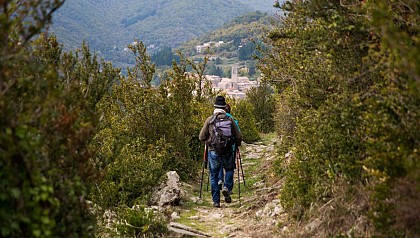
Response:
238,41,255,61
1,6,121,237
260,0,419,236
360,1,420,235
246,81,275,133
206,62,218,75
248,61,256,77
232,100,260,143
0,1,129,236
151,46,180,67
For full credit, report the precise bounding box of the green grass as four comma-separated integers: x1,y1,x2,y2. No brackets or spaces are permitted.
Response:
234,157,261,197
259,132,277,146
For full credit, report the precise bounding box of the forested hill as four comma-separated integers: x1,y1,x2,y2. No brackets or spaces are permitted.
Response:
50,0,279,68
177,11,274,56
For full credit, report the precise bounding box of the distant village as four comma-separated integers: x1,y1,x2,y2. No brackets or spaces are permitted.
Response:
124,40,260,99
205,64,259,100
196,41,260,100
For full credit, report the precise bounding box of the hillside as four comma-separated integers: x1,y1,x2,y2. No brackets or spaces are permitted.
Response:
50,0,279,68
177,11,274,55
146,11,274,84
169,11,275,81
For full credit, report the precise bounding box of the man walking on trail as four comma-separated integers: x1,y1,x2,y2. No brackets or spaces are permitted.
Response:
199,96,242,207
217,103,240,190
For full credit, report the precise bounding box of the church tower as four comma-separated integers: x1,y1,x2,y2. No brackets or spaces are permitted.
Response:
231,64,238,83
229,64,239,90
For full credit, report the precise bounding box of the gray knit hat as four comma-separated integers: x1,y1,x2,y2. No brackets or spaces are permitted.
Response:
214,95,227,108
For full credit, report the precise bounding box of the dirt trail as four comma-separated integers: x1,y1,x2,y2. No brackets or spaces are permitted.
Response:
170,138,287,238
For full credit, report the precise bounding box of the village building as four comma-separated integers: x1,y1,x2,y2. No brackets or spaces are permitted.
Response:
196,41,224,53
205,64,258,100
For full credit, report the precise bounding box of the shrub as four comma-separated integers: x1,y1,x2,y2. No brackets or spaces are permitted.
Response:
114,205,167,237
246,80,276,133
91,139,170,208
263,0,419,236
232,99,260,143
1,32,117,238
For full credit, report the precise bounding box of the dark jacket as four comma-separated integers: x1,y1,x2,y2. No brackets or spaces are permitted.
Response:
199,111,242,150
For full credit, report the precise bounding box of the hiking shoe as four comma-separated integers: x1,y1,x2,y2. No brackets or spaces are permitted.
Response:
222,187,232,203
218,180,223,190
213,202,220,208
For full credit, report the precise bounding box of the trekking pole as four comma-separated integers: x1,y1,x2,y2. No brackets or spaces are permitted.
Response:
236,149,241,207
237,148,245,186
199,145,208,199
206,170,210,192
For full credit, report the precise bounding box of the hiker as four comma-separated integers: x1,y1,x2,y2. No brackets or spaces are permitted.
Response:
217,103,241,190
199,96,242,207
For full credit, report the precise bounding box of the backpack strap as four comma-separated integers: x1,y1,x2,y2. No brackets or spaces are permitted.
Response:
209,114,217,124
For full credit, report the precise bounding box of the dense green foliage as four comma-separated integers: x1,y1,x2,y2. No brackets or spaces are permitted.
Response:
151,46,180,67
114,205,168,237
260,0,419,236
246,80,275,133
1,1,117,236
230,99,260,143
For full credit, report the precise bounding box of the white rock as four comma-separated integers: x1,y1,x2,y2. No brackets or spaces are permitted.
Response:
151,171,184,207
171,212,180,220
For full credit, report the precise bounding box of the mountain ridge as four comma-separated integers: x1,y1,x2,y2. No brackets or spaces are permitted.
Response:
50,0,279,68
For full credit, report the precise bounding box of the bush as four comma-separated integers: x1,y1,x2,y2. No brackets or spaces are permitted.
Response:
114,205,167,237
232,99,260,143
246,81,276,133
263,0,419,236
1,33,117,237
91,139,170,208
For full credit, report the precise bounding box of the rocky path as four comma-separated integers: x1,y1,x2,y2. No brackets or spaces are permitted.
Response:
169,137,288,238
